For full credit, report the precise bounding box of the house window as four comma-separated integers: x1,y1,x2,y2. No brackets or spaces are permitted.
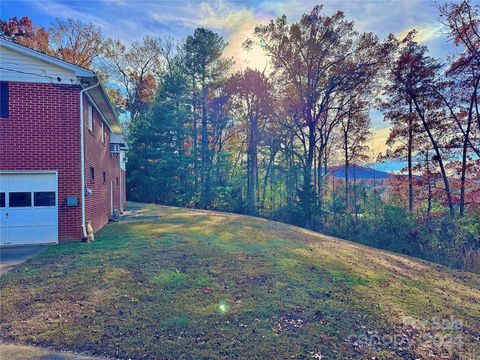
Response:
0,192,5,207
103,172,106,185
101,122,105,144
87,103,93,132
0,81,8,118
90,166,95,182
116,177,119,186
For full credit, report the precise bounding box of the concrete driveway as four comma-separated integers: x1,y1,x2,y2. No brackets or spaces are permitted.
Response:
0,246,48,276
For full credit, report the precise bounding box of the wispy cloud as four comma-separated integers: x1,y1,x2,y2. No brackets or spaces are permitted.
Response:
195,2,270,70
32,1,111,29
370,127,390,155
398,23,446,43
6,0,455,66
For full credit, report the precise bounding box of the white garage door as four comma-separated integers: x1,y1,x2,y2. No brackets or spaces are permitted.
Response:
0,172,58,245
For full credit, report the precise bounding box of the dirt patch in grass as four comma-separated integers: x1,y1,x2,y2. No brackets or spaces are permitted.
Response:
1,203,479,359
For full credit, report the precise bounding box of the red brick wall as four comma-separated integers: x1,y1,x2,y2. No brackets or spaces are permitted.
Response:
0,81,126,242
83,98,124,233
0,82,83,241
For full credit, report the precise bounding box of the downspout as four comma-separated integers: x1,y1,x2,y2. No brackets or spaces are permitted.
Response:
80,81,99,238
119,159,122,212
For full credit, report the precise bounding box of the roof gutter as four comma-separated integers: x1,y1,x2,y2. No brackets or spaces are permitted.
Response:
80,81,99,239
98,83,123,133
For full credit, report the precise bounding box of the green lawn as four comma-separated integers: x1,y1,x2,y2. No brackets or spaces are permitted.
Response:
1,203,479,359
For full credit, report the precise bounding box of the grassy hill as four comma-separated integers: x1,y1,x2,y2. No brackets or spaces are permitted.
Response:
1,203,479,359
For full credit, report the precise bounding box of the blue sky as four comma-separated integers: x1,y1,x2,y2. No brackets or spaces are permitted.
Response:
1,0,460,166
0,0,457,65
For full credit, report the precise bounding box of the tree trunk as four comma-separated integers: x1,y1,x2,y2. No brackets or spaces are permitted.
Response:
460,89,475,216
294,152,299,203
270,163,275,210
314,146,317,196
263,147,277,210
262,162,269,210
247,114,258,215
372,167,377,218
344,131,349,211
175,87,187,200
216,136,224,187
412,95,454,216
192,77,198,192
287,139,295,209
303,123,316,227
475,76,480,132
317,146,323,210
407,98,414,212
353,165,358,221
200,77,210,208
323,144,329,224
426,150,432,218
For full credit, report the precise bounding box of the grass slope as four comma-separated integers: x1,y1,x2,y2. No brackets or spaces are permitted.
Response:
1,203,479,359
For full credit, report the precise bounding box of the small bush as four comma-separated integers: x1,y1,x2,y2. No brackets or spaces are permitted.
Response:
272,197,480,274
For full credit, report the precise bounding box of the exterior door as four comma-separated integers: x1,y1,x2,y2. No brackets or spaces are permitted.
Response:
0,172,58,245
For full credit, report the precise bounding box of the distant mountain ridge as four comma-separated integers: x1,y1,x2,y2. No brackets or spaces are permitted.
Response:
327,164,391,179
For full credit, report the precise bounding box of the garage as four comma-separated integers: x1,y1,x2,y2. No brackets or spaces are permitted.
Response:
0,172,58,245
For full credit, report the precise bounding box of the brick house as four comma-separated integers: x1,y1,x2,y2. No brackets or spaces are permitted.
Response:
0,39,127,245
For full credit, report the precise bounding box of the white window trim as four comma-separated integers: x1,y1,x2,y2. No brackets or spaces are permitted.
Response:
87,103,93,132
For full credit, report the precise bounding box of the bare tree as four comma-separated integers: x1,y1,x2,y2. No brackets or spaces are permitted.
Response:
50,18,105,68
103,36,163,121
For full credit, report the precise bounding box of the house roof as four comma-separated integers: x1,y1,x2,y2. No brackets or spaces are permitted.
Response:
0,38,123,135
0,39,95,78
85,83,124,135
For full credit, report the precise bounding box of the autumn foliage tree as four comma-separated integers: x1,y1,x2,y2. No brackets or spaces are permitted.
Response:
1,16,105,69
438,0,480,216
227,68,272,215
49,18,105,68
0,16,51,54
103,36,164,121
383,34,457,215
250,5,384,226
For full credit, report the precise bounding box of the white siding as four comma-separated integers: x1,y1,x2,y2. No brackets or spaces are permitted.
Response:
0,46,78,84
